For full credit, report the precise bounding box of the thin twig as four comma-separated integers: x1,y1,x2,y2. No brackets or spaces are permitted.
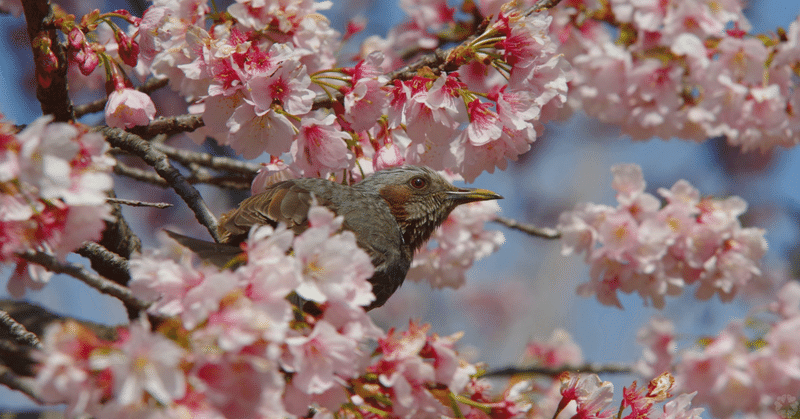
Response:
74,78,169,118
97,127,221,242
151,142,261,175
107,197,173,208
113,159,252,190
532,0,565,12
0,311,41,349
113,161,169,186
482,362,633,378
17,250,149,313
493,216,561,239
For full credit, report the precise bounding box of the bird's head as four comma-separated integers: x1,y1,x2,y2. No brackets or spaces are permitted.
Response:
356,166,503,251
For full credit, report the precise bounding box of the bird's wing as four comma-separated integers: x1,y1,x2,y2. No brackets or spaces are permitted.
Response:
217,179,335,243
164,230,244,268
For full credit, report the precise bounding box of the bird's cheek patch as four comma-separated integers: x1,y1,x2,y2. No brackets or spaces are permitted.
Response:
379,184,411,220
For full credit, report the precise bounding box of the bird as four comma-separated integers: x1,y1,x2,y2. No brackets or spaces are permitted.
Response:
167,166,503,310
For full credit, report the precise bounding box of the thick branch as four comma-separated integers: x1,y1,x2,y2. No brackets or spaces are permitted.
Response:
0,366,42,403
17,250,149,313
0,311,41,349
76,242,131,286
128,114,205,139
493,216,561,239
21,0,73,121
98,127,221,241
483,362,632,378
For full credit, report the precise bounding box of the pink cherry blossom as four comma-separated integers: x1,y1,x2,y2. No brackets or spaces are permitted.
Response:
525,329,584,369
89,319,187,406
341,53,390,132
283,320,364,394
559,164,766,308
292,206,375,307
674,322,759,417
129,238,239,330
104,88,157,128
290,113,352,177
557,373,615,419
408,199,504,289
0,117,112,295
656,392,704,419
636,316,677,379
226,103,296,158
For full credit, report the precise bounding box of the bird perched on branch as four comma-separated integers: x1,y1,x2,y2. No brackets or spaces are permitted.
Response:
168,166,502,310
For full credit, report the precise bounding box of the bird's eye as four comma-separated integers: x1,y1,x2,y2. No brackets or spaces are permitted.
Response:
410,176,427,189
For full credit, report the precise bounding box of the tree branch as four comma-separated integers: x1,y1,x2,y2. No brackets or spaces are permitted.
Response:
76,242,131,284
493,216,561,239
128,114,205,139
113,160,169,186
0,366,43,403
21,0,73,121
113,159,253,190
531,0,565,12
98,127,222,242
482,362,633,378
17,250,149,313
0,311,41,349
106,197,173,208
73,78,169,118
150,142,261,175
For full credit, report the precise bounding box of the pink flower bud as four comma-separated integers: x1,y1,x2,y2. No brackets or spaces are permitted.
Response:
116,31,139,67
68,27,86,50
78,47,99,75
104,88,156,128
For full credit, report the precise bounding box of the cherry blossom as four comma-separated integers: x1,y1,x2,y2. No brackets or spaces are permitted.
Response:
524,329,584,369
0,116,113,295
292,206,375,307
558,163,767,308
104,88,157,129
636,316,677,379
557,373,615,419
407,198,504,289
89,319,187,407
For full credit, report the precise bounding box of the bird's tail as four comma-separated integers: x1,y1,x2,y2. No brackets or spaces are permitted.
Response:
164,230,244,268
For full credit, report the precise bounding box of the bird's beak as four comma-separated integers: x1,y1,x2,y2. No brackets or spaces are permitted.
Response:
446,188,503,204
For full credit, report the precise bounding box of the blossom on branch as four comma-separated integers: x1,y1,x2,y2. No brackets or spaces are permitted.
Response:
0,116,113,296
558,163,767,308
547,0,800,149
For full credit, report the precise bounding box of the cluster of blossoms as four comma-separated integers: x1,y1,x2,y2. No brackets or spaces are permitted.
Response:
30,5,153,126
0,116,113,297
33,205,524,418
557,372,703,419
131,0,569,182
538,0,800,149
635,281,800,417
558,163,767,308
